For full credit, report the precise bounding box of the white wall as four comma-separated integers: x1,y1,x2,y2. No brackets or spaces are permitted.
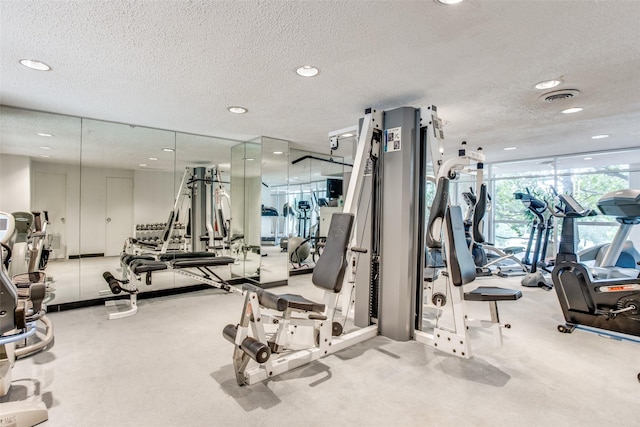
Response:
0,154,31,212
133,170,176,224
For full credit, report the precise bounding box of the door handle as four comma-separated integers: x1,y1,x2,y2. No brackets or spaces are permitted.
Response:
61,217,66,224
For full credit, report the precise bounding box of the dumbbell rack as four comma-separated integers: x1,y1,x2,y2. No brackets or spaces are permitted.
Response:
134,222,187,251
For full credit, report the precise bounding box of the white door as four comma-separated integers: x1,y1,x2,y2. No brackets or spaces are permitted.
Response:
105,177,133,256
33,172,67,259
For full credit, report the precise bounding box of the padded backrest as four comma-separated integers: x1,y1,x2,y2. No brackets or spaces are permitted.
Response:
472,184,487,244
426,177,450,249
312,213,354,293
446,206,476,286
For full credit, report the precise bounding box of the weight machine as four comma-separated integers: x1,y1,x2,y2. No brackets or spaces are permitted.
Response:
0,212,49,426
223,106,523,386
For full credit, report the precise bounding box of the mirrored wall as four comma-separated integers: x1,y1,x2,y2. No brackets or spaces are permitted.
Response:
0,105,290,305
260,137,289,285
285,149,348,274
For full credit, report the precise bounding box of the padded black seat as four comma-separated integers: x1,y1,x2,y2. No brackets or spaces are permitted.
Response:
260,292,325,313
464,286,522,302
170,256,235,268
129,260,168,275
243,284,325,313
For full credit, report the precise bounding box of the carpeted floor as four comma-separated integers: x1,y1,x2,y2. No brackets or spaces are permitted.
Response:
2,272,639,427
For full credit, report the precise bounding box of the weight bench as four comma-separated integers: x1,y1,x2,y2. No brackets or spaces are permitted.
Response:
101,252,238,320
223,212,377,385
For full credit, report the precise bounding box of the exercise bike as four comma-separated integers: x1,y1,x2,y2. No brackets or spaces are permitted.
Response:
551,190,640,339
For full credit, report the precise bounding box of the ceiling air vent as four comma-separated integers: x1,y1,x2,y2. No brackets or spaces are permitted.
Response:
540,89,580,102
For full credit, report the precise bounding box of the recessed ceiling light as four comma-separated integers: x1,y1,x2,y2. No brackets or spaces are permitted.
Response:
148,157,158,161
561,107,583,114
39,155,51,158
273,151,283,155
504,147,517,151
19,59,51,71
37,132,53,137
138,163,147,167
228,106,248,114
591,134,609,139
534,79,562,90
39,146,51,150
435,0,464,4
584,157,593,160
295,65,319,77
162,148,175,152
245,158,254,161
341,133,354,138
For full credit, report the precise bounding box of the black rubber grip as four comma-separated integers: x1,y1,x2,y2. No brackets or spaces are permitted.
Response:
223,325,271,363
222,324,238,344
241,337,271,363
103,271,122,294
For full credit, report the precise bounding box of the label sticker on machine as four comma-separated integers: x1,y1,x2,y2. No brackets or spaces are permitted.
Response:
363,158,373,176
384,127,401,153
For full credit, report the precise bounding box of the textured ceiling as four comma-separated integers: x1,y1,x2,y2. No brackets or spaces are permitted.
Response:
1,0,640,166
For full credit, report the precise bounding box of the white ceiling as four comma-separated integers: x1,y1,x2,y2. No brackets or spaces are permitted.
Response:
1,0,640,165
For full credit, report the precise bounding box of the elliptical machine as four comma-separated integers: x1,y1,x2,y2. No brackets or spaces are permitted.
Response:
462,184,528,277
551,189,640,340
515,189,554,289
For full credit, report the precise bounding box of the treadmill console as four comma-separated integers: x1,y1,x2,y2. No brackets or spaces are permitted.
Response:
597,189,640,219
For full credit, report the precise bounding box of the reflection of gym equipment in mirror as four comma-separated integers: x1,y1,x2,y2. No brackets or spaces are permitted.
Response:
287,189,344,275
2,106,265,307
100,166,240,319
285,152,346,275
127,166,231,256
259,137,291,287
